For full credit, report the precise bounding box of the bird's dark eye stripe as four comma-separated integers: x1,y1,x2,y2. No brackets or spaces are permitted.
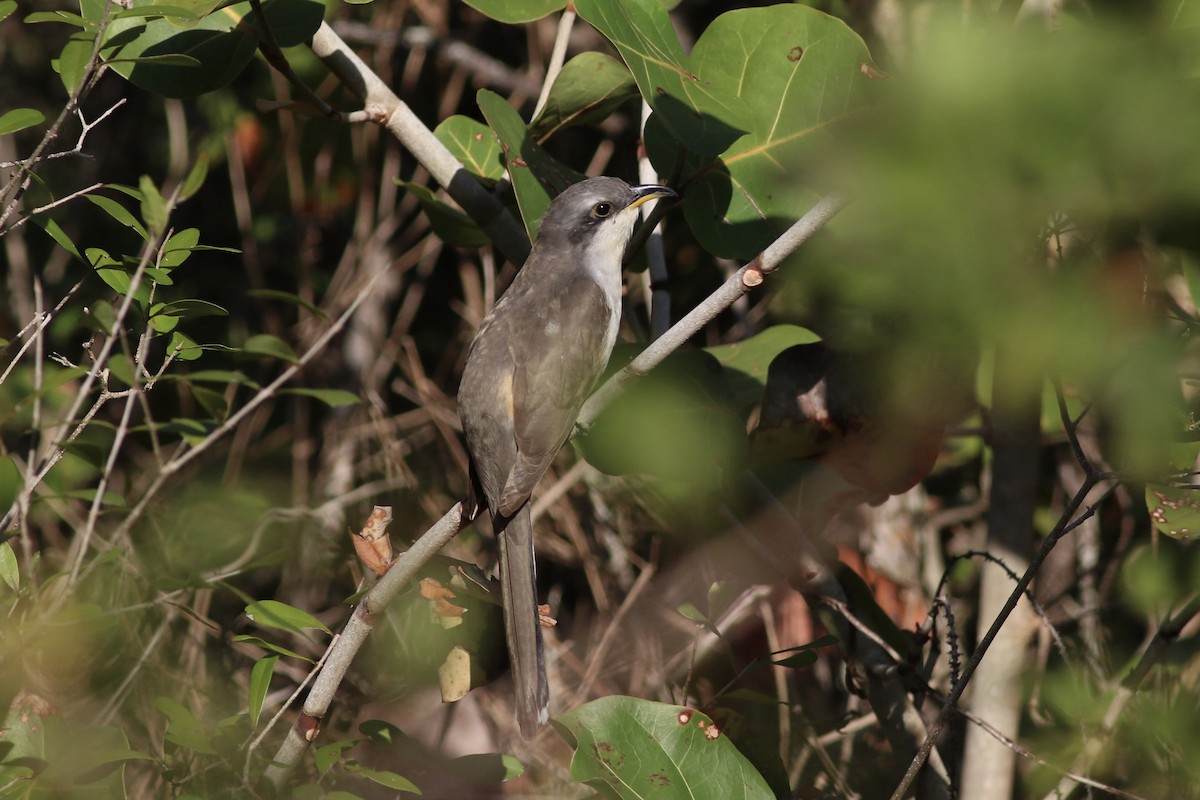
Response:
592,202,613,217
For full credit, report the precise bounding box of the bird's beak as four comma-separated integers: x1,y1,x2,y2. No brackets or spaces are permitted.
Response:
627,184,677,211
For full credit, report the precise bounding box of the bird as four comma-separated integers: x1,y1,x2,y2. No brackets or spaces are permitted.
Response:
457,177,676,737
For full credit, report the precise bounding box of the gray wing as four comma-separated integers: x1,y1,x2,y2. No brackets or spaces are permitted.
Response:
497,281,615,517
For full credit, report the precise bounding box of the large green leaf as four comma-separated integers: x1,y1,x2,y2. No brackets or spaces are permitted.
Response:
0,108,45,136
80,0,324,98
529,52,639,143
575,0,746,157
705,324,821,414
461,0,563,24
555,697,773,800
649,5,875,259
477,89,583,241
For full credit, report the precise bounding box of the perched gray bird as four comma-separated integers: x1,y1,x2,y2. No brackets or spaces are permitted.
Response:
458,177,676,737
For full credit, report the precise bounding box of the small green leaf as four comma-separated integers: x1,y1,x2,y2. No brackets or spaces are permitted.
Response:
0,1,18,23
248,655,277,727
772,651,818,669
314,739,358,775
167,331,204,361
244,599,330,634
138,175,168,232
343,762,420,793
86,193,149,239
154,299,228,319
359,719,406,745
241,333,297,363
232,634,312,661
677,602,707,623
432,116,504,182
38,218,82,259
25,9,90,25
247,288,328,319
0,108,46,136
95,268,131,294
278,388,361,408
179,153,209,200
0,541,19,592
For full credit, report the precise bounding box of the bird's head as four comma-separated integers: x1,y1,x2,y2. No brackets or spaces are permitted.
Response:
534,177,676,264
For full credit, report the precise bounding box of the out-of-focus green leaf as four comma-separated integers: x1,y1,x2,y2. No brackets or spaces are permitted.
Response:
529,52,638,142
154,299,228,319
179,152,209,200
0,108,45,136
0,1,19,23
0,541,19,592
462,0,563,24
247,655,277,727
247,289,327,319
433,116,504,182
580,348,748,488
555,697,773,800
241,333,297,363
1146,486,1200,541
343,762,420,793
244,599,330,634
154,697,217,754
442,754,524,783
314,739,357,775
278,388,361,408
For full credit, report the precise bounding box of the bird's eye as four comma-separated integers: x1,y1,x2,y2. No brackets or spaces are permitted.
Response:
592,202,613,218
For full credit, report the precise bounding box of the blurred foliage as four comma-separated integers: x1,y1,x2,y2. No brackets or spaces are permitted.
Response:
1,0,1200,798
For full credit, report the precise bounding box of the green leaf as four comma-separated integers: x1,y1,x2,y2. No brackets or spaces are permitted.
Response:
248,655,277,727
57,37,95,95
37,217,82,260
112,5,206,20
167,330,204,361
442,753,524,783
86,193,150,239
656,5,875,258
343,762,421,793
0,108,46,136
555,697,773,800
1146,485,1200,541
677,602,706,623
314,739,358,775
530,53,639,143
477,89,583,241
189,383,228,421
154,299,229,319
433,115,504,182
179,152,209,200
772,651,817,669
397,181,490,248
232,634,312,661
138,174,169,232
278,388,361,408
461,0,563,24
241,333,297,363
575,0,746,157
247,289,328,319
154,697,217,755
580,348,748,489
80,0,323,98
0,1,18,23
0,541,19,592
25,9,90,25
244,599,331,634
705,324,822,414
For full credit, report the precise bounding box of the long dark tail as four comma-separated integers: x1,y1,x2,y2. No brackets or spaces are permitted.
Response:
497,505,548,737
